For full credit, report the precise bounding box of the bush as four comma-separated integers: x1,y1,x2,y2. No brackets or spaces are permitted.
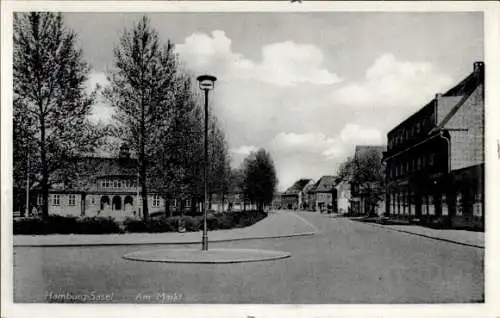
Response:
13,210,268,235
78,217,123,234
13,215,79,235
14,217,47,235
13,215,122,235
181,215,202,231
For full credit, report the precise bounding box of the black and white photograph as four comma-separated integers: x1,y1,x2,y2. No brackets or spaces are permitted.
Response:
1,1,499,317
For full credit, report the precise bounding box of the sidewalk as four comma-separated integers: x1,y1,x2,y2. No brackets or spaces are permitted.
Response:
360,221,484,248
13,210,316,247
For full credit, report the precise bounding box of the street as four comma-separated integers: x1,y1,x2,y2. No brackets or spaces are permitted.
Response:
13,212,483,303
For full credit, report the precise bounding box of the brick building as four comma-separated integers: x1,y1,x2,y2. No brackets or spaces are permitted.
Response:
31,144,166,220
383,62,484,229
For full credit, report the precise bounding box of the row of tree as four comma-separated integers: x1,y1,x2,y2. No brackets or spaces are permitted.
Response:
13,13,277,220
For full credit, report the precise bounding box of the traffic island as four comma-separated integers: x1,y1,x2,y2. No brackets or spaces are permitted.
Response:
123,248,291,264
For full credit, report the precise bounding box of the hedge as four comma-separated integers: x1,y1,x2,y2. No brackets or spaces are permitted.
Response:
13,216,123,235
14,210,268,235
123,211,267,233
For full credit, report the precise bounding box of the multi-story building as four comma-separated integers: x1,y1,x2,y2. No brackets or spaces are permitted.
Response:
302,181,317,211
313,175,337,213
335,177,351,214
281,178,314,210
383,62,484,229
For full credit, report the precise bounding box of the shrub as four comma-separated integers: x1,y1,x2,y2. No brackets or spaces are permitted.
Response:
13,215,122,235
13,215,80,235
78,217,123,234
13,217,46,235
181,216,202,231
123,217,148,233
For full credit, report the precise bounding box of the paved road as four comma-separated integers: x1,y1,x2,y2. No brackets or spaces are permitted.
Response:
13,211,483,303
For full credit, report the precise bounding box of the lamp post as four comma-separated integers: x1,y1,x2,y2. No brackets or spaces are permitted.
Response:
197,74,217,251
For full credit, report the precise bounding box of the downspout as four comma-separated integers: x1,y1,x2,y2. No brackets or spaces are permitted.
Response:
437,130,451,174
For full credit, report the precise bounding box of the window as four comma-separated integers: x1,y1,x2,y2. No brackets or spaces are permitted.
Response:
417,156,422,170
52,194,60,206
37,194,43,205
113,180,118,188
416,122,421,134
153,195,161,207
117,180,122,188
429,153,435,166
68,194,76,206
91,197,96,205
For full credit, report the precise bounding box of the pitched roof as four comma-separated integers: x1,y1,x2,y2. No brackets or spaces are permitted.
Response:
314,175,337,192
283,178,313,195
434,64,484,131
387,61,484,136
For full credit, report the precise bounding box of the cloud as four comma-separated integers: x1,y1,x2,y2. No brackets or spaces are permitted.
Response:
175,31,341,86
269,124,383,190
231,145,258,155
332,53,453,109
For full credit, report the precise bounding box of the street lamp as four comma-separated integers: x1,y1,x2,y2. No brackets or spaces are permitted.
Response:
197,74,217,251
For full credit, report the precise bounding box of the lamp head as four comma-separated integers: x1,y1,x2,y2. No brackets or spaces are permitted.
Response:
197,74,217,90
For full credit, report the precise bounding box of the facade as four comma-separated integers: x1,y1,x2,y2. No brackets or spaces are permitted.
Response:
281,179,314,210
302,182,317,211
314,176,337,213
31,145,165,220
335,178,351,214
383,62,484,229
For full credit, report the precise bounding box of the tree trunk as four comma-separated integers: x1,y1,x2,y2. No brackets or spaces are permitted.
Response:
221,191,225,213
140,96,149,221
40,114,49,218
164,197,170,217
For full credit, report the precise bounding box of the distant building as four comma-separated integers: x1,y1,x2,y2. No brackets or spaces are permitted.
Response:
272,192,283,210
335,177,351,214
302,181,317,211
281,179,314,210
31,144,165,220
383,62,484,229
313,175,337,213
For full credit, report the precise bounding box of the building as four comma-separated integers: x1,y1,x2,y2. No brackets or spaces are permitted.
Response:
31,144,165,220
272,192,283,210
302,181,317,211
281,178,314,210
313,175,337,213
383,62,484,229
335,177,351,214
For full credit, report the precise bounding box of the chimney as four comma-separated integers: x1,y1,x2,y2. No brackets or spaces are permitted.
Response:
474,61,484,73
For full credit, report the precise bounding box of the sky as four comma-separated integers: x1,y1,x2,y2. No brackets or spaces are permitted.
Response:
64,12,483,191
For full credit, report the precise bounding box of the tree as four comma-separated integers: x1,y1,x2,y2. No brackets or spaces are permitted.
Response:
241,149,278,211
104,16,178,221
149,74,204,216
338,149,385,215
13,12,105,217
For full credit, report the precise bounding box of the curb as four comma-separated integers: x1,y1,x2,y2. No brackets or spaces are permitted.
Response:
13,231,316,247
357,221,484,249
123,248,291,264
